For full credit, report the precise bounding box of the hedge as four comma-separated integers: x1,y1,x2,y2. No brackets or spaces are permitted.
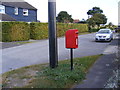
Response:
2,22,30,42
2,22,88,42
30,23,48,40
0,22,2,41
30,23,88,40
57,23,88,37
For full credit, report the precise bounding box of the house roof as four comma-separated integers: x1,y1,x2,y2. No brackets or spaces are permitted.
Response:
0,13,16,21
0,0,37,10
73,19,80,23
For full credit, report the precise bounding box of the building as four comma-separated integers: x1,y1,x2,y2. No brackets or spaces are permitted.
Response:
0,0,37,22
73,19,80,23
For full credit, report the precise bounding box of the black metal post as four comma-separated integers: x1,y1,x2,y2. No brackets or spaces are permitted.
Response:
70,48,73,71
48,0,58,68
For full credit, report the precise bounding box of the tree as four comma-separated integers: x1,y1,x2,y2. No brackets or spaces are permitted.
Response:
56,11,73,23
87,7,103,18
87,17,96,27
108,22,113,26
87,7,107,28
87,13,107,27
78,18,87,24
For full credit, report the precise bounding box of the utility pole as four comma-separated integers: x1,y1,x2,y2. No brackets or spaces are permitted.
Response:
48,0,58,68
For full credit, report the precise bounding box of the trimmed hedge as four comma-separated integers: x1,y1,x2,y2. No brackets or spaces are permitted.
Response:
57,23,88,37
2,22,88,42
2,22,30,42
90,29,99,32
58,23,88,37
30,23,48,40
30,23,88,40
0,22,2,41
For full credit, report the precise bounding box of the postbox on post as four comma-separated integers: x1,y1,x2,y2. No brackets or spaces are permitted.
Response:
65,29,78,49
65,29,79,71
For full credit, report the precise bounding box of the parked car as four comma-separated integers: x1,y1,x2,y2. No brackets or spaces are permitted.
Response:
95,29,113,42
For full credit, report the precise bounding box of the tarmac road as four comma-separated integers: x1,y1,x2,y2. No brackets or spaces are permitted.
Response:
1,33,115,74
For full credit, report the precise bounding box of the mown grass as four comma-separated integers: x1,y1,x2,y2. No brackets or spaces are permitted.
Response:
2,55,102,88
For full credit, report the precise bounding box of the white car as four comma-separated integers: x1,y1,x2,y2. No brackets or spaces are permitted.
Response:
95,29,113,42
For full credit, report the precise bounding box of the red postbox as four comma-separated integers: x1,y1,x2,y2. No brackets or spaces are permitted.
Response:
65,29,78,49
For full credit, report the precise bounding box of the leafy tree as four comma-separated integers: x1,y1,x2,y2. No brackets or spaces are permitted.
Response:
108,22,113,26
87,17,96,27
87,13,107,27
106,22,116,30
78,19,87,24
87,7,103,18
56,11,73,23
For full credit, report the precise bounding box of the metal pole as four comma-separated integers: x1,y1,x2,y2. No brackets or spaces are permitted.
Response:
48,0,58,68
70,48,73,71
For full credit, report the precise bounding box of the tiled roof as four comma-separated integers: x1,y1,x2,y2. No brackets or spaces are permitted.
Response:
0,13,16,21
0,0,37,10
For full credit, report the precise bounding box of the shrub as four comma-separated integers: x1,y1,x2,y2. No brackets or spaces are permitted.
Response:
90,29,99,32
2,22,30,42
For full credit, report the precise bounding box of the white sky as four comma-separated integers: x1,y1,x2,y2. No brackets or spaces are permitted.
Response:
25,0,120,25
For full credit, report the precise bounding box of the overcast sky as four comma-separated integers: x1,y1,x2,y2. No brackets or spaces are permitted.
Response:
25,0,119,25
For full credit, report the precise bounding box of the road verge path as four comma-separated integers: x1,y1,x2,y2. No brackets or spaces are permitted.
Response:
73,33,119,88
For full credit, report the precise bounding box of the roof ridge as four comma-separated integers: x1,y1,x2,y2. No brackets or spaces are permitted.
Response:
0,0,25,2
1,1,37,10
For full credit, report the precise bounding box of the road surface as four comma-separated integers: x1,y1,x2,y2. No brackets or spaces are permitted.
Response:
1,33,114,74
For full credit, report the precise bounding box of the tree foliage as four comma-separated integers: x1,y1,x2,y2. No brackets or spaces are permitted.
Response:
87,7,103,16
56,11,73,23
78,19,87,24
87,13,107,27
87,7,107,28
108,22,113,26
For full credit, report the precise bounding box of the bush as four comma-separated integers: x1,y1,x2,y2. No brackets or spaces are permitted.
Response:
90,29,99,32
2,22,30,42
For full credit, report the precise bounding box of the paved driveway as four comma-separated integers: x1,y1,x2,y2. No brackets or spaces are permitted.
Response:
1,33,113,74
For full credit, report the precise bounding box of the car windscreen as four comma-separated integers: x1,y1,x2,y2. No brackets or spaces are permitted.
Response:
98,30,110,33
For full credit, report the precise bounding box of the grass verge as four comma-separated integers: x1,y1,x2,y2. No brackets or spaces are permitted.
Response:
2,55,102,88
13,41,33,45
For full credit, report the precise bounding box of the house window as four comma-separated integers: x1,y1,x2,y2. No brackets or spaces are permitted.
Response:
0,5,5,14
14,7,18,15
23,9,28,16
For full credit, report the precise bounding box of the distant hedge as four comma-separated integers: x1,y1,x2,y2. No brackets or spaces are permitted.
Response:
2,22,30,42
2,22,88,42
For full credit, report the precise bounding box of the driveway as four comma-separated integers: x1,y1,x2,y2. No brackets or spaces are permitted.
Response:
1,33,114,74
